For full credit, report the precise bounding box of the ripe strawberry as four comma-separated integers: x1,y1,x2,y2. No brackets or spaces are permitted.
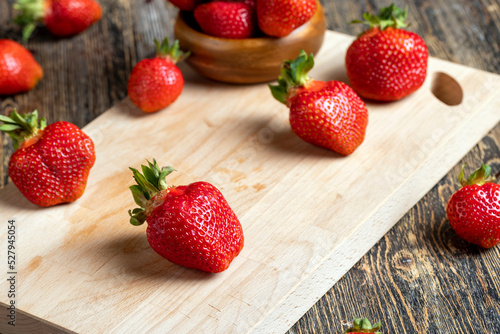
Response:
345,4,428,101
127,38,188,113
194,1,256,39
269,50,368,155
167,0,201,11
128,159,244,273
344,316,383,334
14,0,102,40
256,0,316,37
0,110,96,207
446,164,500,248
0,39,43,95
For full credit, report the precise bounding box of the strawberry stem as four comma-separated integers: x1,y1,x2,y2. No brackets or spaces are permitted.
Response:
128,159,175,226
269,50,314,105
344,316,383,334
154,38,190,63
13,0,46,40
350,3,408,30
0,109,46,149
459,163,492,187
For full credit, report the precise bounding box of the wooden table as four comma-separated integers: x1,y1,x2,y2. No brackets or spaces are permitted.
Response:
1,0,499,333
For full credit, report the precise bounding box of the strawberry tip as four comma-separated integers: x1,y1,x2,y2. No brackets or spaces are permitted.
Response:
154,37,190,63
269,50,314,105
343,316,383,333
13,0,46,40
128,159,176,225
459,163,493,187
350,3,408,30
0,109,46,149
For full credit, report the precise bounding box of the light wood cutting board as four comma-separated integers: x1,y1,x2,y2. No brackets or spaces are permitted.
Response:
1,31,500,334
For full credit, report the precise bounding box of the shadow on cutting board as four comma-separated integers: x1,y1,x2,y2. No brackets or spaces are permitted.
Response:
101,232,217,281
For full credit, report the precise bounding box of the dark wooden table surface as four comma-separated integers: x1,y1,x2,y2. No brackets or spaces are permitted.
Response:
1,0,500,333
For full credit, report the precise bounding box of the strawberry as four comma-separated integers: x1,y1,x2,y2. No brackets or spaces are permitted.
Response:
345,4,428,101
256,0,316,37
446,164,500,248
269,50,368,155
0,39,43,95
344,316,383,333
127,38,188,113
128,159,244,273
194,1,256,39
167,0,201,11
14,0,102,40
0,110,96,207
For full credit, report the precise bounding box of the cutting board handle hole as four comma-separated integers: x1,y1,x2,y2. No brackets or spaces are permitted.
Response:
431,72,463,106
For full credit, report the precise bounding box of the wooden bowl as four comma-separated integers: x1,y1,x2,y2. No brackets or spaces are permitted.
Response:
174,1,327,84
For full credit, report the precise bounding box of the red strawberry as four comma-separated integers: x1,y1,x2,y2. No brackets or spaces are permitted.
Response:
14,0,102,39
0,39,43,95
344,316,383,334
256,0,316,37
194,1,256,39
345,4,428,101
0,110,96,207
128,160,244,273
269,50,368,155
167,0,201,11
127,38,188,113
446,164,500,248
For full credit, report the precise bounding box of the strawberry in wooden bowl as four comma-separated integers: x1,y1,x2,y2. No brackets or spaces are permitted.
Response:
0,110,96,207
128,159,244,273
173,0,326,83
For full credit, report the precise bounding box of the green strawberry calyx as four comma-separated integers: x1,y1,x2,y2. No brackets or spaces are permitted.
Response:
0,109,46,150
344,316,383,334
155,38,190,63
13,0,46,40
351,3,408,30
129,159,176,226
458,163,494,187
269,50,314,107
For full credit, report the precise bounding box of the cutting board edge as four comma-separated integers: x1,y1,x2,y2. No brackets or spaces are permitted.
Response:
0,302,76,334
250,107,500,333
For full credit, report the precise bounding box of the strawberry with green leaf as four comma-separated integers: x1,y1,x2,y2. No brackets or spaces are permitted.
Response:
0,110,95,207
194,1,257,39
270,50,368,155
446,164,500,248
345,4,428,101
257,0,316,37
14,0,102,40
127,38,189,113
128,159,244,273
344,316,383,334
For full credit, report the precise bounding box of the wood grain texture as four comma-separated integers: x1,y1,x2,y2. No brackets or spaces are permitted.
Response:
289,1,500,333
1,0,500,333
2,31,499,333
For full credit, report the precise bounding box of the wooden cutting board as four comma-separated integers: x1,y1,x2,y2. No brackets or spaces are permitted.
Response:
1,30,500,334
